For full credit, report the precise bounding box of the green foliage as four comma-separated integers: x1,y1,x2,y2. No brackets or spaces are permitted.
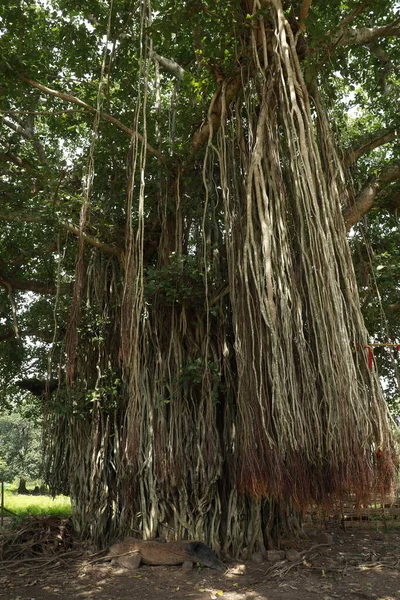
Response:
0,412,43,483
49,372,121,418
0,0,397,409
350,213,400,409
0,2,399,548
145,254,205,306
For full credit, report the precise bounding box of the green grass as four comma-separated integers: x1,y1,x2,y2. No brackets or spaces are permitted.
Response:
2,490,71,518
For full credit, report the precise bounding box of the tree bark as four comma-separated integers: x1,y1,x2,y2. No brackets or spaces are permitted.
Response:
17,478,29,495
343,163,400,230
344,129,399,167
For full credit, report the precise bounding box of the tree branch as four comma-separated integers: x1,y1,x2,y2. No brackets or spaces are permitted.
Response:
0,272,71,295
334,2,369,31
61,220,122,257
343,163,400,230
344,128,399,167
314,2,369,70
16,378,60,396
151,52,185,81
0,275,20,338
0,150,37,173
0,210,122,258
191,74,242,156
335,21,400,47
366,41,399,95
388,303,400,311
0,113,46,162
0,324,63,343
0,108,90,116
298,0,312,32
19,76,168,167
316,14,400,70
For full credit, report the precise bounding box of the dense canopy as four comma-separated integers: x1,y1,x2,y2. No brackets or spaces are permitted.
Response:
0,0,399,552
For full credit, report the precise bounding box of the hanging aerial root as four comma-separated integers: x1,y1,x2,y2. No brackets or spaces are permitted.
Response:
237,444,396,508
219,0,398,511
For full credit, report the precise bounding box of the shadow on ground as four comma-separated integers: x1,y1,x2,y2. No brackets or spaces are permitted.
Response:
0,529,399,600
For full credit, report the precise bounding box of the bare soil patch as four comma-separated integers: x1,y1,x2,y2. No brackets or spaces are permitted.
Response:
0,528,399,600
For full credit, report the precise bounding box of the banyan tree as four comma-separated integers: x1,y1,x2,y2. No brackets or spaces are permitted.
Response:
0,1,399,554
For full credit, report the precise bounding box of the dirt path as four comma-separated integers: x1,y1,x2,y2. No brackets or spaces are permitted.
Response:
1,529,399,600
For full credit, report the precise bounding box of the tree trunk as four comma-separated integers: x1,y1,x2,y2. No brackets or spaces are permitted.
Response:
43,0,397,554
17,478,29,495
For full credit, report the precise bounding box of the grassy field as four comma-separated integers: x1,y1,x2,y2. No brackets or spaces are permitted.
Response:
2,490,71,519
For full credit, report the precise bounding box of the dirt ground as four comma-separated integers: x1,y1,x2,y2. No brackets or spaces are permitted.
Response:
0,527,399,600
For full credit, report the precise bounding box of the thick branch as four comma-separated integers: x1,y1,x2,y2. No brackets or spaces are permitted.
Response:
298,0,312,32
343,163,400,230
315,2,369,69
0,114,46,162
61,221,122,257
0,275,20,338
0,324,62,343
367,41,399,95
0,150,37,173
0,210,122,258
20,76,168,167
336,21,400,47
0,108,90,116
1,242,58,267
191,74,242,156
388,303,400,311
16,378,60,396
0,272,71,295
151,52,185,81
344,128,399,167
335,2,369,31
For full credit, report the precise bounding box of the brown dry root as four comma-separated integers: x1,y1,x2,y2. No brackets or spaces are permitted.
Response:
0,516,75,563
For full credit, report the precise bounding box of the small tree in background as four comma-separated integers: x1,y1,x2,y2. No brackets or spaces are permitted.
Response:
0,413,43,491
